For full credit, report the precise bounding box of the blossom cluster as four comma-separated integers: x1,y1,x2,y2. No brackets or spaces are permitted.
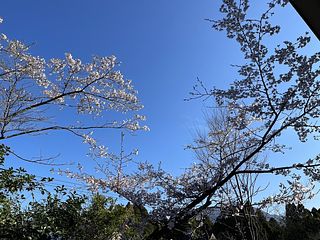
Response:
0,18,147,159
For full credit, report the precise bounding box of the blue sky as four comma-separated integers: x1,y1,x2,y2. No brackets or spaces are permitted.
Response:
2,1,320,207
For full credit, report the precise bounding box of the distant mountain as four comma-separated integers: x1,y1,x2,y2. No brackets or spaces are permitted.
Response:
202,207,221,222
263,211,283,222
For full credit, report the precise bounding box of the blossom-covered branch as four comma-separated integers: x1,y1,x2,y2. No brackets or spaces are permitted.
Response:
0,18,148,160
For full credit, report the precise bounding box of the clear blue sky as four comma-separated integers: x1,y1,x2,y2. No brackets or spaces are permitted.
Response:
2,1,320,208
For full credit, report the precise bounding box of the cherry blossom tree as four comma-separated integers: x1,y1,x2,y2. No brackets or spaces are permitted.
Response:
0,18,148,162
68,0,320,239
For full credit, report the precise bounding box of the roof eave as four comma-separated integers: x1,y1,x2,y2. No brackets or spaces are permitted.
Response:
289,0,320,41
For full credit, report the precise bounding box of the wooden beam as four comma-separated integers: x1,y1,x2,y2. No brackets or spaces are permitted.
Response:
289,0,320,40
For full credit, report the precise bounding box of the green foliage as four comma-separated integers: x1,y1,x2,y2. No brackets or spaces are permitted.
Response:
23,187,86,239
212,205,284,240
210,203,320,240
212,204,267,240
190,216,215,240
284,203,320,240
0,147,154,239
77,195,153,239
0,144,52,239
265,218,284,240
1,189,153,239
0,144,48,200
